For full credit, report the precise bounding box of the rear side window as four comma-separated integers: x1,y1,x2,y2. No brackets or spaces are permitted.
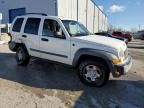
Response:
24,18,41,35
12,18,24,32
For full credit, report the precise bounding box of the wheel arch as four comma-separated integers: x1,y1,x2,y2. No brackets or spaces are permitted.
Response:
15,43,29,54
72,48,114,72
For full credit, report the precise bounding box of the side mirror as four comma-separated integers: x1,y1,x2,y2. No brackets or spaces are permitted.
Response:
55,32,66,39
56,31,62,36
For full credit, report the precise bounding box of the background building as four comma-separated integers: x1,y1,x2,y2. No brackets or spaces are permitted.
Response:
0,0,108,33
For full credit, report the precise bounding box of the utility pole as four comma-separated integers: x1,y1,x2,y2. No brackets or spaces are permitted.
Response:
0,13,2,41
138,25,141,31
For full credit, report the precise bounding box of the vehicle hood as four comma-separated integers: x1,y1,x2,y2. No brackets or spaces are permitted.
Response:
73,35,127,51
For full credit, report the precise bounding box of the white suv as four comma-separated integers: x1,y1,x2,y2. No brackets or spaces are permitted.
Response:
8,14,132,87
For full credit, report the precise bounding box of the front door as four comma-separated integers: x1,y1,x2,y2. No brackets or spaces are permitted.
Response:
39,19,71,64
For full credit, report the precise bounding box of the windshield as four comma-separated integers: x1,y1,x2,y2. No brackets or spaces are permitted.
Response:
62,20,90,37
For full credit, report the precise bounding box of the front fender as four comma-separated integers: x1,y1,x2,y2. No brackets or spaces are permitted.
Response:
72,48,117,72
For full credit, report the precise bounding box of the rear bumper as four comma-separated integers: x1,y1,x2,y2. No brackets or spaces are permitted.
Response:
113,55,132,77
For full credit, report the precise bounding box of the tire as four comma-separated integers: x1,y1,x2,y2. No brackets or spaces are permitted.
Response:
16,46,30,66
78,59,110,87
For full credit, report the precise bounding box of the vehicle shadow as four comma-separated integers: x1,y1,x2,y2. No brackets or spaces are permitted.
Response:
0,53,144,108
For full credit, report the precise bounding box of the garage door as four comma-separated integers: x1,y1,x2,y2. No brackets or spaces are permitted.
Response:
9,8,26,23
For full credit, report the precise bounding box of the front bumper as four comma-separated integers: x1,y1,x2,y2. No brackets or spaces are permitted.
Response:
113,55,132,77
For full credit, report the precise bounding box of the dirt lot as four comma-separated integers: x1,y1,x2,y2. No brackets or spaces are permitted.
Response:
0,39,144,108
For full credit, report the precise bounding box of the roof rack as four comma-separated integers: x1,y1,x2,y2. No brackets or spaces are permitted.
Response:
24,13,47,16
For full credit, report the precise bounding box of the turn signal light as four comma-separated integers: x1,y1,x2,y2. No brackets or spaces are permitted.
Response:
113,59,121,65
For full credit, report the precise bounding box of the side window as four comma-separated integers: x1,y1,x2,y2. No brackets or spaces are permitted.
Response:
12,18,24,32
42,19,54,37
24,18,41,35
42,19,65,39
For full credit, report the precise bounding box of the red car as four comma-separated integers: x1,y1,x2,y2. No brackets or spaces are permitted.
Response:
112,31,132,42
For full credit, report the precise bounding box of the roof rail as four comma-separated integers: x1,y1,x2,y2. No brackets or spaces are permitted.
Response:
24,13,47,16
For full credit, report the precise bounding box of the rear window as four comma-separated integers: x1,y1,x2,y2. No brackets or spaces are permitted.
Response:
12,18,24,32
24,18,41,35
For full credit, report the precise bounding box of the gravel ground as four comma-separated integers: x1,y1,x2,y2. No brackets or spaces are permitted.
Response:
0,39,144,108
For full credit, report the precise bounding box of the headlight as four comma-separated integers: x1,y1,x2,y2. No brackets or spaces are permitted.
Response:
112,53,122,65
119,50,124,58
112,49,125,65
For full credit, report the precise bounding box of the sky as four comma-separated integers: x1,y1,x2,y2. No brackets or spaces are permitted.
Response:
95,0,144,31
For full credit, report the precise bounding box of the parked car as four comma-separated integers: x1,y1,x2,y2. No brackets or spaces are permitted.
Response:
133,31,144,40
112,31,132,42
95,32,128,45
142,34,144,40
8,14,132,87
139,31,144,40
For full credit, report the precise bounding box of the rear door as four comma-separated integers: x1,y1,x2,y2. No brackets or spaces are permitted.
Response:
21,17,41,57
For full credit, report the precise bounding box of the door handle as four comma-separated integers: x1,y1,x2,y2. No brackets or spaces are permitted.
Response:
41,38,49,42
22,35,27,38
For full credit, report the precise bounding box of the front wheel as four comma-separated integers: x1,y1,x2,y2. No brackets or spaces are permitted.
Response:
78,60,110,87
16,46,30,66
